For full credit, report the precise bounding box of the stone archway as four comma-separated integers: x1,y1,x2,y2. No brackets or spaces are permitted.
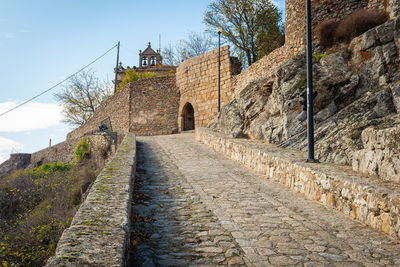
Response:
182,103,195,131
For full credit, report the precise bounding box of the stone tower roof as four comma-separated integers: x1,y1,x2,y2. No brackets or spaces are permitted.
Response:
141,42,157,55
139,42,163,68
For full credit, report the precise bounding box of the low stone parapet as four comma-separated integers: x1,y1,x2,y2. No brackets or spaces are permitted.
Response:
196,127,400,239
46,133,136,267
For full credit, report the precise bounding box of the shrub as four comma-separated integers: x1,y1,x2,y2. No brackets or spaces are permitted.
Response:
316,9,387,48
34,162,73,175
118,69,157,88
74,137,91,163
316,19,339,48
335,9,387,43
314,53,327,63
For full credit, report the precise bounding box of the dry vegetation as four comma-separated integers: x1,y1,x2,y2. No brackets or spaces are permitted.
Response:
317,9,387,48
0,138,103,266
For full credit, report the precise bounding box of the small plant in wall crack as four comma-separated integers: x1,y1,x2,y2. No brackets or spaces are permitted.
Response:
74,137,91,163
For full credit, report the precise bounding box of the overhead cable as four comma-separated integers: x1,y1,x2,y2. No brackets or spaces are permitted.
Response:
0,43,118,118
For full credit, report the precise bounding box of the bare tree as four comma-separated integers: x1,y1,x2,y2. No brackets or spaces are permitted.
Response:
162,32,217,65
54,70,112,126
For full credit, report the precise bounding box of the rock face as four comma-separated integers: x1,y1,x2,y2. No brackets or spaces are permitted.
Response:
353,125,400,182
212,17,400,182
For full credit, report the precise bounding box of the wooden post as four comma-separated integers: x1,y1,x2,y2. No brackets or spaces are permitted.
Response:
114,41,120,93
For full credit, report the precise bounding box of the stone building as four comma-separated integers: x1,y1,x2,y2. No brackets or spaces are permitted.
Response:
115,42,176,85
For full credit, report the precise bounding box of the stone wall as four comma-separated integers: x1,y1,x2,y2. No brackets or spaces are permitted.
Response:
46,133,136,267
176,46,235,129
67,76,178,139
196,127,400,239
0,153,31,178
67,84,131,140
129,76,180,135
231,45,292,97
30,134,122,170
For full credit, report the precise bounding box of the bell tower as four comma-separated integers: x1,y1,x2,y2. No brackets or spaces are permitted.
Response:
139,42,163,68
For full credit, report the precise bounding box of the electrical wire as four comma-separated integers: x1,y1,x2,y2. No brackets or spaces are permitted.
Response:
120,44,136,56
0,43,118,118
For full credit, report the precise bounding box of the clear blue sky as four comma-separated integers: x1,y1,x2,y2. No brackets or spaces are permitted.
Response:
0,0,285,163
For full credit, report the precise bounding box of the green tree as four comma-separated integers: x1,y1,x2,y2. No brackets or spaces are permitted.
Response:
118,69,157,88
55,70,112,126
255,6,285,59
204,0,284,66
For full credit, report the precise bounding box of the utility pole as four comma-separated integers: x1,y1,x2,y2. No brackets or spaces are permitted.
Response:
159,33,161,53
114,41,120,93
217,27,222,113
306,0,315,162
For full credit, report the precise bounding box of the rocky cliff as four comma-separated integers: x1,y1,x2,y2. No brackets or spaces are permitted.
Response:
212,17,400,183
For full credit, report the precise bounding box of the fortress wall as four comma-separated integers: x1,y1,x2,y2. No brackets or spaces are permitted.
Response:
31,138,79,165
67,76,178,139
231,45,292,96
176,46,234,129
67,84,131,140
129,76,180,135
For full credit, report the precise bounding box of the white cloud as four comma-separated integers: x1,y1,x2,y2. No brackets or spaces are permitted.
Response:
5,33,14,39
0,102,63,132
0,136,23,164
0,32,15,39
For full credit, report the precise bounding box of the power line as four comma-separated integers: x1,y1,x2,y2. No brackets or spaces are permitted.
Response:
0,43,118,118
120,44,137,56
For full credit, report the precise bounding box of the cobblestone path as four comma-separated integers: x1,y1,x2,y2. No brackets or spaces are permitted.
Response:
129,133,400,266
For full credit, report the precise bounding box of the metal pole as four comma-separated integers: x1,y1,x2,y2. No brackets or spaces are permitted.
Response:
218,31,221,113
114,41,120,93
306,0,315,161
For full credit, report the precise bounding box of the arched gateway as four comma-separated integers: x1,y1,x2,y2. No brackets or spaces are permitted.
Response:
182,103,195,131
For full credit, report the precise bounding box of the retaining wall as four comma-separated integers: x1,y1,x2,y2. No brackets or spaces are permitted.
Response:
196,127,400,239
46,133,136,266
30,134,121,170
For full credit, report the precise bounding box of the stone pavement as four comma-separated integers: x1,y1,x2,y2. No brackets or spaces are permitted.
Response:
128,133,400,266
